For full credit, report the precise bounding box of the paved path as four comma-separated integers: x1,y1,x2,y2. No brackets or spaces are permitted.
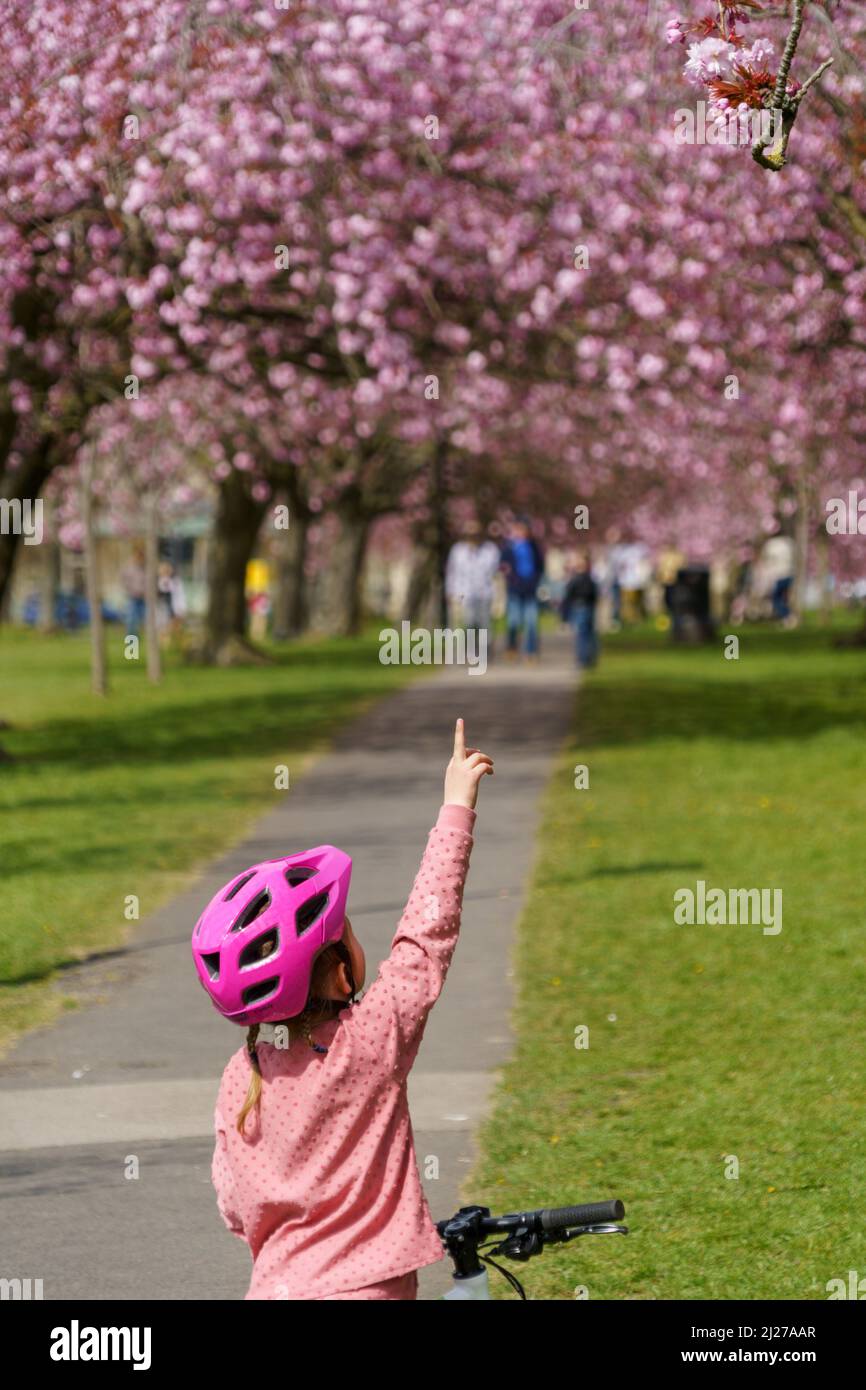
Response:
0,634,576,1300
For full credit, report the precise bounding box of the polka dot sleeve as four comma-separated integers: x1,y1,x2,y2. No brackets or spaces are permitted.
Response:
212,1102,248,1243
340,803,476,1084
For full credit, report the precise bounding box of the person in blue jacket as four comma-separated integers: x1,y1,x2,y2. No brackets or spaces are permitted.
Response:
500,517,545,661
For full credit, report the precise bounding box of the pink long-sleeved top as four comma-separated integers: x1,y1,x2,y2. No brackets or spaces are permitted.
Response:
211,802,476,1299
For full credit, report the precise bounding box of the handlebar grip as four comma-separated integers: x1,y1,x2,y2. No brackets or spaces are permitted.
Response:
540,1200,624,1230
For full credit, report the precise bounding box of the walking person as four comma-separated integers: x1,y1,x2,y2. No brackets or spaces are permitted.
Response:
500,517,544,662
560,551,599,669
656,544,685,618
763,529,797,627
156,560,188,646
619,541,651,623
604,526,625,630
445,519,501,656
121,543,147,637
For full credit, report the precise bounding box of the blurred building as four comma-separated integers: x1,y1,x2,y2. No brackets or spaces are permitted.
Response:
6,502,211,628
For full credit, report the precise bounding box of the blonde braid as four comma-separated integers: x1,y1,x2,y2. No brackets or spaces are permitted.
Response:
300,1002,329,1054
236,1024,262,1136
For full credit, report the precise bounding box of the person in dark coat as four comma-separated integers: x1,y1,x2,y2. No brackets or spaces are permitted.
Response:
560,551,599,669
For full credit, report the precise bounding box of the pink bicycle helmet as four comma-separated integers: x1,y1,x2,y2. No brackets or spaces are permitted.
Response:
191,846,352,1026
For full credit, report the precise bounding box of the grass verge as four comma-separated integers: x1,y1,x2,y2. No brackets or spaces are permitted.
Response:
0,626,419,1052
470,619,866,1300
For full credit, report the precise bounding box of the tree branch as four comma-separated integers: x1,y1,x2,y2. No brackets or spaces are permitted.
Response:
773,0,806,108
752,1,835,172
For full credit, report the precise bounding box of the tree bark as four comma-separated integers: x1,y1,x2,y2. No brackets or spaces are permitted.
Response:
404,536,438,625
203,468,269,662
815,524,832,626
271,506,309,639
311,491,371,636
38,535,60,633
81,447,108,696
431,438,450,629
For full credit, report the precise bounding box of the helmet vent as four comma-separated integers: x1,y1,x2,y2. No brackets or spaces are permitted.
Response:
239,929,279,970
232,889,271,932
242,977,279,1007
285,866,318,888
296,890,330,936
224,871,256,902
201,951,221,982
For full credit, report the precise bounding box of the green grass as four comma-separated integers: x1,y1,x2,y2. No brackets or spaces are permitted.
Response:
470,619,866,1300
0,626,420,1050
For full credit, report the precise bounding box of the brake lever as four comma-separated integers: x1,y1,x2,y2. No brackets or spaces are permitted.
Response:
544,1222,629,1246
491,1222,629,1262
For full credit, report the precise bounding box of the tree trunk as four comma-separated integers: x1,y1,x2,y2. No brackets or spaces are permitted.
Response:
431,438,450,628
203,469,269,662
271,507,309,639
144,495,161,683
311,494,371,637
81,448,108,696
815,524,832,626
404,538,438,625
38,536,60,633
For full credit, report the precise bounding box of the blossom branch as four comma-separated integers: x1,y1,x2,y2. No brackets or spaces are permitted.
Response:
752,49,834,169
797,54,835,101
747,0,835,170
772,0,806,108
668,1,837,171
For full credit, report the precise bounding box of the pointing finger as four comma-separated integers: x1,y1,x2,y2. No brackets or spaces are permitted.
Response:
454,717,466,760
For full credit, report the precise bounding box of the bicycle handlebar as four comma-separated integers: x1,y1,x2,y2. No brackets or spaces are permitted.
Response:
437,1198,625,1244
464,1199,625,1237
437,1199,627,1292
540,1200,625,1231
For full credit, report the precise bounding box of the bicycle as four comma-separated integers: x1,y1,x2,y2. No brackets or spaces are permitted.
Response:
437,1198,627,1300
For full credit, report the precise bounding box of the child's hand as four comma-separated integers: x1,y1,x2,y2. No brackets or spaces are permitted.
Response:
444,718,494,810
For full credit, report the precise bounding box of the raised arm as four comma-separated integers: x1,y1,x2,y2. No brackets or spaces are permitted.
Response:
341,720,493,1084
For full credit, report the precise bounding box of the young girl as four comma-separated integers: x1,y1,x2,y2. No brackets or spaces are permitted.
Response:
192,718,493,1300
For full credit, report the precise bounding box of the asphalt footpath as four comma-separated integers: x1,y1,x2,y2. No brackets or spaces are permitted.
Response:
0,631,577,1300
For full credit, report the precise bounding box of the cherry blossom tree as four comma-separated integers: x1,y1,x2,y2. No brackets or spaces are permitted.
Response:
2,0,865,661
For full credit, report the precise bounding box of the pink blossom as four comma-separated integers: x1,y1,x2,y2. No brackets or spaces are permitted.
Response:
626,285,667,319
683,37,734,86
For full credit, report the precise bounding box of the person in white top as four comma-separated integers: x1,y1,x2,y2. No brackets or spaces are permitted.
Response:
445,519,501,647
761,531,796,625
